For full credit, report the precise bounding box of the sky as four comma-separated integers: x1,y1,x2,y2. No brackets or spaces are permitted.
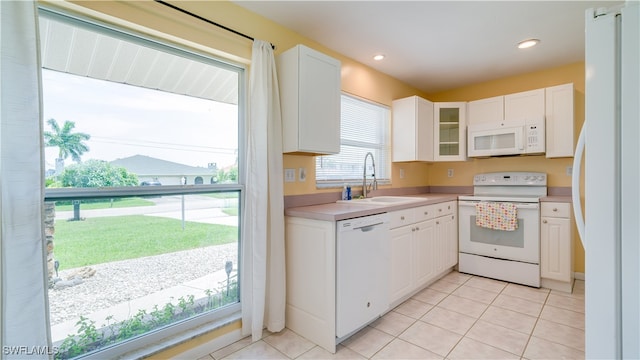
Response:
42,69,239,171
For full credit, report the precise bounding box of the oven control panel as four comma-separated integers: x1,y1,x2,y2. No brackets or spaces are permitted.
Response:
473,172,547,186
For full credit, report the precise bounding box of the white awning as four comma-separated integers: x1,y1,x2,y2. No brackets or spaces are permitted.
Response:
39,16,239,105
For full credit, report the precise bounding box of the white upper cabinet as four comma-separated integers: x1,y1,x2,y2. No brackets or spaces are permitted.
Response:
392,97,466,162
277,45,341,155
504,88,545,120
392,96,434,162
545,83,575,158
467,84,574,158
467,96,504,125
469,89,544,126
434,102,467,161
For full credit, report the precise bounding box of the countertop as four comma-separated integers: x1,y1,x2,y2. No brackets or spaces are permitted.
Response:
540,196,572,203
285,193,574,221
284,193,460,221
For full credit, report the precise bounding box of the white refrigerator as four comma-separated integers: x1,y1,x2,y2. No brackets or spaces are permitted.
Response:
573,1,640,358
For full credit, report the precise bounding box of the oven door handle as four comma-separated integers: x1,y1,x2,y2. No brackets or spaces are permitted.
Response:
458,200,540,210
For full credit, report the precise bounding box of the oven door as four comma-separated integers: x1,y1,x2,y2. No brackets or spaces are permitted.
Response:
458,200,540,263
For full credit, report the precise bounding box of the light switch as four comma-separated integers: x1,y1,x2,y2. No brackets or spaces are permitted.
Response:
284,168,295,182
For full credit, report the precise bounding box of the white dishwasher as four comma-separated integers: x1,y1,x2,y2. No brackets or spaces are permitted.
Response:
336,213,389,339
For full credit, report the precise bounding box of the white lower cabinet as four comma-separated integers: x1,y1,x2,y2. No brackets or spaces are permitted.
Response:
285,199,459,352
540,202,574,292
389,201,457,307
285,217,337,352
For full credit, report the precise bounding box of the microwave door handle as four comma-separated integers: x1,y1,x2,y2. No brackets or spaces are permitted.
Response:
519,127,525,151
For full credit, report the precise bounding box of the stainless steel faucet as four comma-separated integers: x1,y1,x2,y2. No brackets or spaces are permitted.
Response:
362,152,378,198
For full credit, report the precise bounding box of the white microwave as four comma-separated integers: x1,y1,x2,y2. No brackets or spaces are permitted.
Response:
467,117,545,157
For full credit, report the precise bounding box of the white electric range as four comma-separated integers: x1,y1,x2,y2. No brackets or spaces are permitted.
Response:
458,172,547,287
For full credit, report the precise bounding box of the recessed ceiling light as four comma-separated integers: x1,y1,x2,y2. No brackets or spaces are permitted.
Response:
373,54,385,61
517,39,540,49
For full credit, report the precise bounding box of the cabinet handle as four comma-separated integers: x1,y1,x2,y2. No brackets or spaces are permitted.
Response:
424,211,428,215
553,208,558,212
416,226,420,231
436,221,440,225
451,215,455,220
447,205,451,210
412,227,416,232
401,216,405,220
543,219,548,224
439,208,442,212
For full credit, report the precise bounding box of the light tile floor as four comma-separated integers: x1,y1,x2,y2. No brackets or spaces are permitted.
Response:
200,271,585,359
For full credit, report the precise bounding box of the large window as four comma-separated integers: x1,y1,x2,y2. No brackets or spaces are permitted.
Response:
40,9,244,359
316,94,391,187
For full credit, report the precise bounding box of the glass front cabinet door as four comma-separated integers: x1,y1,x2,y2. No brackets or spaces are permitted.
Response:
433,102,467,161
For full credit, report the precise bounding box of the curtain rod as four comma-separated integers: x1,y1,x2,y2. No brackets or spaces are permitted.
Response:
154,0,275,50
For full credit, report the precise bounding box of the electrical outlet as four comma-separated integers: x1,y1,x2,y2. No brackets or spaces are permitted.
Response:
447,169,454,178
399,168,405,179
284,168,295,182
299,168,306,182
566,166,573,176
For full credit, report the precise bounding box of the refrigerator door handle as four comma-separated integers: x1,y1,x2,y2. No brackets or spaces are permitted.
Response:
572,125,586,248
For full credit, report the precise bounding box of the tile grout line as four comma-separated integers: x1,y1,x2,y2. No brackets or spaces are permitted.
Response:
443,274,521,359
519,285,552,359
366,272,469,359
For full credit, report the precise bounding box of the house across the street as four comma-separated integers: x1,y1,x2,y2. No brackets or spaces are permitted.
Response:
110,155,217,185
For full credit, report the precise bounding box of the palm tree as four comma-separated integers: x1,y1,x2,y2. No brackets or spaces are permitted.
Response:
44,118,91,164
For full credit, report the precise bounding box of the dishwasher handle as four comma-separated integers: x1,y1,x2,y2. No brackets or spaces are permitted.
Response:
356,222,384,232
337,214,388,233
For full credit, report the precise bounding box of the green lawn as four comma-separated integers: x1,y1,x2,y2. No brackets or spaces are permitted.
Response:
53,215,238,270
55,198,155,211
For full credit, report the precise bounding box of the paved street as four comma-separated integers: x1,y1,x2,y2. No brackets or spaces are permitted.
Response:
55,195,239,226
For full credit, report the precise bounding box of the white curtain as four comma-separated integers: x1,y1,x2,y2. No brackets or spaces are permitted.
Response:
241,40,286,341
0,0,50,358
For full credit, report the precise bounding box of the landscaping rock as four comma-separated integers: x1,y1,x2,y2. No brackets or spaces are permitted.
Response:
67,267,96,280
54,277,83,289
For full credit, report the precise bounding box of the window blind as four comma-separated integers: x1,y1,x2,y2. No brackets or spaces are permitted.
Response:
316,94,390,186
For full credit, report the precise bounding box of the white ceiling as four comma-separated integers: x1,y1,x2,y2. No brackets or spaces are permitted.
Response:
236,0,623,94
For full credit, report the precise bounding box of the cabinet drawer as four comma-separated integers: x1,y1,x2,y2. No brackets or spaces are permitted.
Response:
541,202,571,218
414,205,436,223
388,209,415,229
434,201,455,217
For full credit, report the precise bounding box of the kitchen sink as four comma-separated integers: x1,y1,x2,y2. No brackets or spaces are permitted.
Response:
337,195,426,205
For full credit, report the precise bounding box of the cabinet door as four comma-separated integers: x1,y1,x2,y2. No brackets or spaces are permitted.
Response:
540,216,572,282
545,83,575,158
468,96,504,125
434,212,458,273
444,213,458,269
504,88,545,120
279,45,341,155
298,47,341,154
414,219,436,287
389,226,414,304
433,102,467,161
392,96,434,162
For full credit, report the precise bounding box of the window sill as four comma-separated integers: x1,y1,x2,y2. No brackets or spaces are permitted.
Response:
120,311,242,359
